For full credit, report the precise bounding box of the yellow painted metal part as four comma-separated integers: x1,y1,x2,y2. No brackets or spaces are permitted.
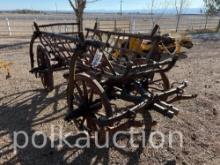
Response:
112,34,192,59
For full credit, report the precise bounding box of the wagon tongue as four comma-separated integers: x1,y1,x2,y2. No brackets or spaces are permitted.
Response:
65,99,102,121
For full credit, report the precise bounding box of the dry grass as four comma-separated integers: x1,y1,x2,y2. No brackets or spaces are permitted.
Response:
0,32,220,164
0,13,219,37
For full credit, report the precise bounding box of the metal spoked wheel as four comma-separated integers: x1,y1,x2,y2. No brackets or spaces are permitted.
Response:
67,73,112,136
37,45,54,92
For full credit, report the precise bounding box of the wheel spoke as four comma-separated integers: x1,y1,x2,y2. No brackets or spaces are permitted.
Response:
67,73,111,134
89,89,94,103
81,117,86,125
82,81,88,101
95,112,106,117
73,94,81,105
75,82,83,99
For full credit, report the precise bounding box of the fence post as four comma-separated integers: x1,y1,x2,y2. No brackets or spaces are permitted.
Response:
6,18,12,36
130,17,136,33
114,19,117,32
216,20,220,32
95,18,100,30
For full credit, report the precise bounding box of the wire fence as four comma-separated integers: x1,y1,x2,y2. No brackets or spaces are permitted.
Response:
0,13,219,37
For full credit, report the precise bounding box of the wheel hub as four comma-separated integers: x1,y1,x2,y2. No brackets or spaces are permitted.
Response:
68,99,102,119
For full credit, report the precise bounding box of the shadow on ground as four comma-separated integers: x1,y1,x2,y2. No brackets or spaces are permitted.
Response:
0,84,154,165
192,33,220,42
0,41,30,50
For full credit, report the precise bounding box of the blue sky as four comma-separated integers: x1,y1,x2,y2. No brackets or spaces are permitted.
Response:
0,0,204,11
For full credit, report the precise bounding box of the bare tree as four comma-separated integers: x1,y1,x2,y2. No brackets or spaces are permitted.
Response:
68,0,99,32
148,0,171,28
204,0,210,30
150,0,156,27
203,0,220,30
175,0,189,32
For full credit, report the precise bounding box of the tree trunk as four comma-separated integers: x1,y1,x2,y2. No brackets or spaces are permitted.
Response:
76,14,83,32
69,0,86,33
176,15,181,32
216,20,220,32
204,14,208,30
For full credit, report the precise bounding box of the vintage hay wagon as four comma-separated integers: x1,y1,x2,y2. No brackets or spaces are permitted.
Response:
29,22,196,135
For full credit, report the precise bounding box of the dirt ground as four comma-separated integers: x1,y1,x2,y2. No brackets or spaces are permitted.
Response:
0,33,220,165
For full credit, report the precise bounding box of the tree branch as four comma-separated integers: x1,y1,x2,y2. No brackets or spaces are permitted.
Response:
69,0,76,11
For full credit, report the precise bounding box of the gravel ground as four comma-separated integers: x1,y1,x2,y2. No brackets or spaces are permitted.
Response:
0,33,220,165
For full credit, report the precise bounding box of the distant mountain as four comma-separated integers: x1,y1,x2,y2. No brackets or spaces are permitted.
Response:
0,8,203,15
85,8,203,14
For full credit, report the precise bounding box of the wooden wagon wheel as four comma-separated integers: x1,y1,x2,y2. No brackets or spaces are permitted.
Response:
37,45,54,92
67,73,112,135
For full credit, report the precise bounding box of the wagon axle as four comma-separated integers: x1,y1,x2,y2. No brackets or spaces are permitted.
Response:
65,99,102,121
66,81,196,128
29,22,197,134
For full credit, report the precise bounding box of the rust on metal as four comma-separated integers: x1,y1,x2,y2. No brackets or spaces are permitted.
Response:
29,22,197,135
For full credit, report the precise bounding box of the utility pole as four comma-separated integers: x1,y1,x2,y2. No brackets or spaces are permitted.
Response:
120,0,123,16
